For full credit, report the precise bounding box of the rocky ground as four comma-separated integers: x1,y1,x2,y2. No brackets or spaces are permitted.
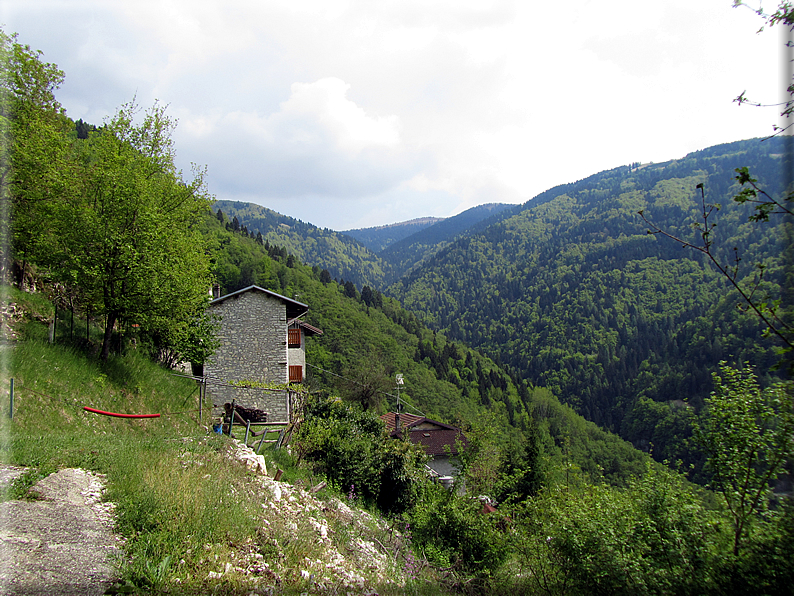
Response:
0,442,407,595
0,466,122,596
209,442,406,593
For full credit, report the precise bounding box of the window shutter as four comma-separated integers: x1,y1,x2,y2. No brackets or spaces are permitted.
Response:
288,328,301,348
289,365,303,383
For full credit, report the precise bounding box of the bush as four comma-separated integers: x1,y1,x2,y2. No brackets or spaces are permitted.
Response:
294,396,427,515
712,497,794,596
409,488,511,579
516,466,720,596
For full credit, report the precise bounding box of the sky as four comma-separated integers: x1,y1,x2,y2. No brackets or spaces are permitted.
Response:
0,0,786,231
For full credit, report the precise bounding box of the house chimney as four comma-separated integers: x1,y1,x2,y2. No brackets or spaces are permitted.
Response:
395,412,401,434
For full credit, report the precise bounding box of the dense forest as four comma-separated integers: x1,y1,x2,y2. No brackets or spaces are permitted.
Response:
223,138,790,471
217,200,516,286
387,138,789,467
342,216,444,252
377,202,515,280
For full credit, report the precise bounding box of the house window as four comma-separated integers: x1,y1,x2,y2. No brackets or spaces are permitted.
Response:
289,365,303,383
288,328,301,348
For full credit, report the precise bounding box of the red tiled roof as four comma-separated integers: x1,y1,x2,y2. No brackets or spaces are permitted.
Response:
405,428,466,456
380,412,423,432
380,412,468,456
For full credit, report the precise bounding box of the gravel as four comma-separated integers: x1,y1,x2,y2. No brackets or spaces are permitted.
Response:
0,467,122,595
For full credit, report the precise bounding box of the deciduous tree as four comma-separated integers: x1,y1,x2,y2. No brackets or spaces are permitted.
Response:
0,30,70,284
694,362,794,556
41,101,214,362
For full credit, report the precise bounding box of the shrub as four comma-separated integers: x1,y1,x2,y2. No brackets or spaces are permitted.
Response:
516,466,720,596
294,396,427,515
409,488,511,579
713,497,794,596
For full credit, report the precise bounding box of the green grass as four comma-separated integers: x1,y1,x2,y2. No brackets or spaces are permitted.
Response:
0,293,432,594
0,336,280,592
0,291,273,592
3,283,54,320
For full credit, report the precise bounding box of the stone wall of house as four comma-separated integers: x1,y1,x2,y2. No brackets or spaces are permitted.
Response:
208,386,292,423
205,290,290,420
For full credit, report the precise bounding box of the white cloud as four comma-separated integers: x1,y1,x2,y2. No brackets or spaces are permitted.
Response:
277,78,401,153
176,77,412,198
1,0,785,229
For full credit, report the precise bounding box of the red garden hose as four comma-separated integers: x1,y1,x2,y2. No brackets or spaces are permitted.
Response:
83,406,161,419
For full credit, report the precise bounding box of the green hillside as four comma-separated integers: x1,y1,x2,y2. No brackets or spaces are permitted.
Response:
213,200,392,290
216,201,516,287
378,202,516,279
204,212,651,486
389,138,788,465
342,216,444,252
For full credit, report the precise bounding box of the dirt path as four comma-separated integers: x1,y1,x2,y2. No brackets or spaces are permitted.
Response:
0,466,122,595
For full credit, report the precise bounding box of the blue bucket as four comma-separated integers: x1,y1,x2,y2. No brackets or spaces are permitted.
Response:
212,423,222,434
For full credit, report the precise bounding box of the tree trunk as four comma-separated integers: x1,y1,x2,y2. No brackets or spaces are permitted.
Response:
101,311,118,362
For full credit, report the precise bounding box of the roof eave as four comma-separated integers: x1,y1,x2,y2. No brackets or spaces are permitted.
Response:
210,285,309,318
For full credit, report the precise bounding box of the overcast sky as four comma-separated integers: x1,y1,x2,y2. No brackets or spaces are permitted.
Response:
1,1,785,230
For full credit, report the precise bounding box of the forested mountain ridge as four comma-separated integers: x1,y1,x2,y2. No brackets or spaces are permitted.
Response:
217,200,516,287
378,202,516,280
388,137,788,464
213,200,392,289
342,217,444,252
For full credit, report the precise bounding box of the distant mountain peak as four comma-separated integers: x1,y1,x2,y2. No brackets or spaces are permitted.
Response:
341,218,446,253
345,216,446,233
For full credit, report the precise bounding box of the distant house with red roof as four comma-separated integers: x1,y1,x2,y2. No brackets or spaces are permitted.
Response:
381,412,468,478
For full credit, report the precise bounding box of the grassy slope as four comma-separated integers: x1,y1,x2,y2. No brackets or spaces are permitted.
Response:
0,289,419,594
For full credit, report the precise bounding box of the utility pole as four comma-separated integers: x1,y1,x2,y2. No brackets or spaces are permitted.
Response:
395,374,403,433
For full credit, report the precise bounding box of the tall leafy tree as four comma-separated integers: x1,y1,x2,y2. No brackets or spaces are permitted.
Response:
0,30,70,284
40,101,214,362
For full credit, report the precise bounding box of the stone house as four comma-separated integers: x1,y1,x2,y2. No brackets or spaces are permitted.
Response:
381,412,467,478
205,285,322,423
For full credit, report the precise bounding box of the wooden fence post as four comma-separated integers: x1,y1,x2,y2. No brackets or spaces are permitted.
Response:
256,429,267,454
228,400,236,436
275,428,286,450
